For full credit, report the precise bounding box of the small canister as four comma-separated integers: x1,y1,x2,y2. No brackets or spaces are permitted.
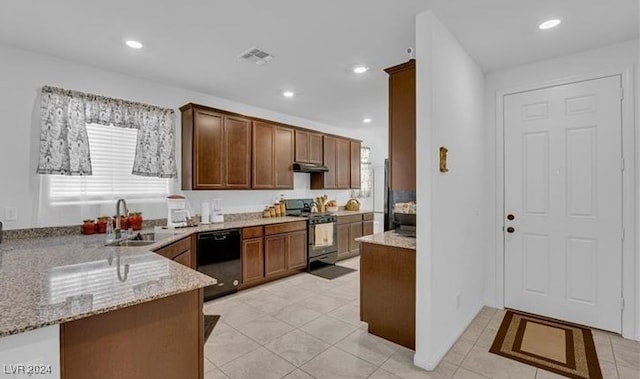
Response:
269,206,276,217
263,206,271,218
274,203,282,217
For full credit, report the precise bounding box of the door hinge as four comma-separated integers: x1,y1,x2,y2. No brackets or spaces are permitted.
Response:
621,298,625,310
620,88,624,100
621,157,625,172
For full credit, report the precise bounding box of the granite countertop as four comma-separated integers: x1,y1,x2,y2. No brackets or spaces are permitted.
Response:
356,230,416,250
0,216,308,337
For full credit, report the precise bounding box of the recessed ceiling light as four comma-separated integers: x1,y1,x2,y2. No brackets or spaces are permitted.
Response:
125,40,143,49
283,91,295,98
538,19,561,30
363,118,372,123
353,66,369,74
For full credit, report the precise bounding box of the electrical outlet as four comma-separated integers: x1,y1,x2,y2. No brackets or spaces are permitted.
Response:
4,206,17,221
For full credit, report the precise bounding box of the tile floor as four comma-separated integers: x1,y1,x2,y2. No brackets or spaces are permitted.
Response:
203,257,640,379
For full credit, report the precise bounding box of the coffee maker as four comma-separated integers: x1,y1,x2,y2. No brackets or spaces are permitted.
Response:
166,195,191,228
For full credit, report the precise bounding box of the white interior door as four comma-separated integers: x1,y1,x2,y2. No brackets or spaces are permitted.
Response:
504,76,623,332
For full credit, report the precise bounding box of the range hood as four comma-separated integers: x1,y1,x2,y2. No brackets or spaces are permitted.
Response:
292,162,329,173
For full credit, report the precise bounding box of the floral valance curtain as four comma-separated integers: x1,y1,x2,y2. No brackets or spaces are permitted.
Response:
37,86,177,178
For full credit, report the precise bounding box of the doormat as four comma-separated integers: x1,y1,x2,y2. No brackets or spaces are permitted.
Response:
204,315,220,342
490,310,602,379
310,265,356,280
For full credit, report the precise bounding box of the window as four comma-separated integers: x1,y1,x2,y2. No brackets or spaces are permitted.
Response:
49,123,170,204
355,146,372,198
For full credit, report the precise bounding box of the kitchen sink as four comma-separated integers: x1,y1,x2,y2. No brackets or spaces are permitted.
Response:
107,231,176,247
107,239,157,247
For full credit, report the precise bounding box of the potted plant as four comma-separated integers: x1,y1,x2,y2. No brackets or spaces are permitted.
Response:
82,219,96,235
96,216,109,234
129,211,143,231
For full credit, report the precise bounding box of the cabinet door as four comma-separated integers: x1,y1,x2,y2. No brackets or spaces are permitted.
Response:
335,138,350,189
275,126,294,188
337,223,350,259
387,61,416,190
323,136,337,189
286,231,307,271
194,109,224,189
252,121,275,188
363,220,374,236
173,250,192,269
264,235,287,277
225,116,252,189
350,141,361,189
295,130,309,163
242,238,264,283
308,133,324,164
350,221,363,253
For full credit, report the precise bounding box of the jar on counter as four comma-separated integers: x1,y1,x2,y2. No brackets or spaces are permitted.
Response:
269,206,276,217
263,206,271,218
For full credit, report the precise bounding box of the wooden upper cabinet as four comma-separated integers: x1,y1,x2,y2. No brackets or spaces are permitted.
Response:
252,121,275,188
225,115,252,188
252,121,294,189
274,126,294,188
184,108,224,189
350,140,361,189
386,60,416,191
295,130,310,163
295,130,323,164
308,133,323,164
316,135,336,189
335,138,350,189
181,104,251,190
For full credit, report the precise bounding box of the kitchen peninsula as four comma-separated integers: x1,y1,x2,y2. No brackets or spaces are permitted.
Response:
0,232,215,379
357,230,416,349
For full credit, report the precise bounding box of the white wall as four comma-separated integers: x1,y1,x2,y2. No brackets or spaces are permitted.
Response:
0,325,60,378
414,11,486,369
483,39,639,339
0,44,384,230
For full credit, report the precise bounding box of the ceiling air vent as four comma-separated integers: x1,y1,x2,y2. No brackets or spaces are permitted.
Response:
239,46,274,65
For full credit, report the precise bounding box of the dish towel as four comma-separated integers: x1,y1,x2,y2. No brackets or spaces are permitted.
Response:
314,224,334,247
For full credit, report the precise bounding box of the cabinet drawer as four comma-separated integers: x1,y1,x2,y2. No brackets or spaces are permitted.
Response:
265,221,307,235
337,214,362,225
243,226,264,239
362,213,374,221
154,236,192,260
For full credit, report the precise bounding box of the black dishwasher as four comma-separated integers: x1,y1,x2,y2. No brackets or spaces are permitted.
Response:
197,229,241,301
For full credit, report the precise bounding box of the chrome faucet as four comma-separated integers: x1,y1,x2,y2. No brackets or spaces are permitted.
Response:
115,198,129,240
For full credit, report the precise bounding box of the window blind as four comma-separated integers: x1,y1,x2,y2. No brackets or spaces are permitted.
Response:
49,124,169,204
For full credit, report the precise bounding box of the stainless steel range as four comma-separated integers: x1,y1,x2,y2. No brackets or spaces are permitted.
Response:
284,199,338,271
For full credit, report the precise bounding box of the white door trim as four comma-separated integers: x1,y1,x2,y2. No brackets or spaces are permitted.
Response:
494,66,637,340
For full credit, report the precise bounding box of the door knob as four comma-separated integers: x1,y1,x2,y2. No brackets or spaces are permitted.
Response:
507,214,515,221
506,227,515,233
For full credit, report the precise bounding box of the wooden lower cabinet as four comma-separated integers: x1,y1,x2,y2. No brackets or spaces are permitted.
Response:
242,238,264,284
241,223,307,287
286,230,307,270
153,235,195,269
337,213,373,260
265,235,288,277
61,289,204,379
360,242,415,349
363,220,374,236
337,224,351,259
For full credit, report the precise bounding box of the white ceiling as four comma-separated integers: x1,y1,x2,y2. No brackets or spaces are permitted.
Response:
0,1,637,132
